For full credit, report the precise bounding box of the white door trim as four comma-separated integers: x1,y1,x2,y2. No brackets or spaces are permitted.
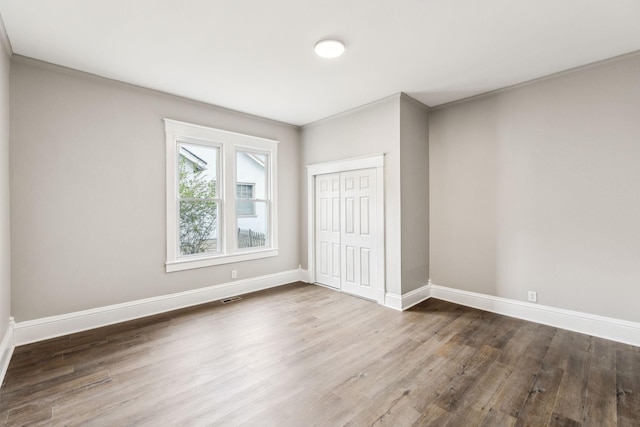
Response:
306,154,386,305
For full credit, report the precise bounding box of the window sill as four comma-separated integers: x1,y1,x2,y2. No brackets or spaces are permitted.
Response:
166,248,278,273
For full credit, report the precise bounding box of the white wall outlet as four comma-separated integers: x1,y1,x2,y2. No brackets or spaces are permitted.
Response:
527,291,537,303
231,270,237,279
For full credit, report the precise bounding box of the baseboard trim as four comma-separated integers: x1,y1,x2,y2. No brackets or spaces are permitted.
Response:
429,281,640,347
15,272,638,349
384,284,430,311
14,269,303,346
299,268,312,283
400,285,431,310
0,317,15,387
384,292,402,311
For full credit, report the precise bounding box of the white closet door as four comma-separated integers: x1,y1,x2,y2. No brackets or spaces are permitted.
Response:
315,173,341,288
340,168,377,300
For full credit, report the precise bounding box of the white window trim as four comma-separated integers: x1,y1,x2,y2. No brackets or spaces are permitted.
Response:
164,119,278,273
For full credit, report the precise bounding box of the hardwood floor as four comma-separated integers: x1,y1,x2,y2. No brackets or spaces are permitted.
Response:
1,282,639,426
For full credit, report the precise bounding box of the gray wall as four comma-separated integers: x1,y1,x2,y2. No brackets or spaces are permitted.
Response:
301,95,403,295
429,52,640,322
0,26,10,335
10,57,300,322
301,94,431,296
12,46,637,325
400,95,430,293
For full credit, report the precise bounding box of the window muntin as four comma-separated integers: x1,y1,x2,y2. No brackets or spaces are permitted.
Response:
164,119,278,272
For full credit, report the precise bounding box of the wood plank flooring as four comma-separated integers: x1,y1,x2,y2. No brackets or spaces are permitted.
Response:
1,282,639,426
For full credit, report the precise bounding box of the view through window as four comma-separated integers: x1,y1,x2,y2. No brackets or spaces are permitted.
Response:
164,119,278,272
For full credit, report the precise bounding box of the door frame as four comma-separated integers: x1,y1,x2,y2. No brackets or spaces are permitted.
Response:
306,154,386,305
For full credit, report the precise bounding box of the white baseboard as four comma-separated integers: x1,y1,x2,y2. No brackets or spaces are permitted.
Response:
0,317,15,387
14,269,304,346
299,268,311,283
385,284,430,311
13,271,639,349
384,292,402,311
429,281,640,347
400,285,431,310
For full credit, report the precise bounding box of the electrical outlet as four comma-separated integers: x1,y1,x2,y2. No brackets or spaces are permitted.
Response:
527,291,537,303
231,270,237,279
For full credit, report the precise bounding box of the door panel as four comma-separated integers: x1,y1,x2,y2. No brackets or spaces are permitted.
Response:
315,173,340,288
340,168,377,300
345,197,355,234
332,243,340,279
360,197,370,235
361,248,370,286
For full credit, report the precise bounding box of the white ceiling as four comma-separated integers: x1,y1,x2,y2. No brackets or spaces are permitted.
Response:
1,1,639,126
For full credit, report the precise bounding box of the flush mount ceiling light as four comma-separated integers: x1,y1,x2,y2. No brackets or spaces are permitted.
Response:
314,39,345,58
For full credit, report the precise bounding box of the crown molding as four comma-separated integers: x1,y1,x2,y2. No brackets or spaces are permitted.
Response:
430,49,640,112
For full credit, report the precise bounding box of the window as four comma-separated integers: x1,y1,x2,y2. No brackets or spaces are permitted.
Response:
165,119,278,272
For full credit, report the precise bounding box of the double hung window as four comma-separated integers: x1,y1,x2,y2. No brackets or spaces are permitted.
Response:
165,119,278,272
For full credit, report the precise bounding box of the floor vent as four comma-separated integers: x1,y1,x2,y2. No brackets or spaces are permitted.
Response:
221,296,242,304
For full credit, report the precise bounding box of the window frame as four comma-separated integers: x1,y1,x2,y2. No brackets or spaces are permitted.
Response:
165,119,278,272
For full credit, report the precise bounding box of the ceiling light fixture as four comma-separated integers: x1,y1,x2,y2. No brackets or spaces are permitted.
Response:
314,39,345,59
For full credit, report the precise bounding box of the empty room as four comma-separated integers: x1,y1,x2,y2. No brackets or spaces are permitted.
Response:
1,1,640,426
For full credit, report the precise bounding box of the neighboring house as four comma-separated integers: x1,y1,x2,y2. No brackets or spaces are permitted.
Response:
179,146,208,174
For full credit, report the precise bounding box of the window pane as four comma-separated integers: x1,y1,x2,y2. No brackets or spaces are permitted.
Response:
180,200,219,256
236,151,267,199
179,143,218,199
237,201,268,249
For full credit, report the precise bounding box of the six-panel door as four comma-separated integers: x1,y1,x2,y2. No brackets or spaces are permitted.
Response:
315,173,341,288
340,168,377,300
314,168,377,300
